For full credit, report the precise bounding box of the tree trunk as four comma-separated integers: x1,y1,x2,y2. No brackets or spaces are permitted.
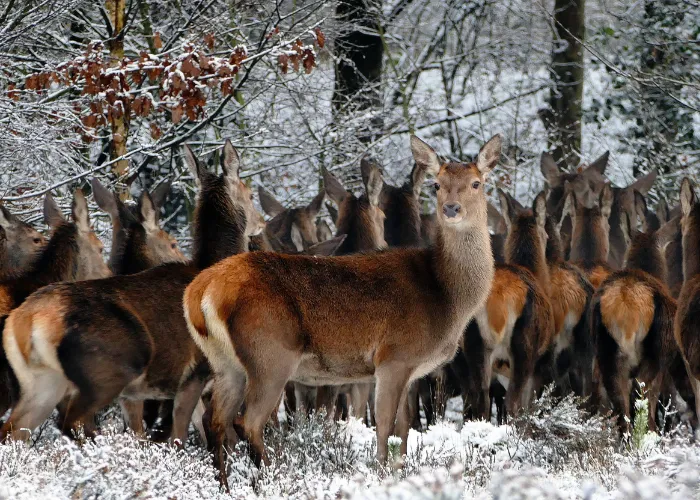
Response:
333,0,383,143
546,0,585,169
105,0,129,197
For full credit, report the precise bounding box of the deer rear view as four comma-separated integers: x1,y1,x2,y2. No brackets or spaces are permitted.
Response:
0,141,260,444
592,191,678,433
184,135,499,486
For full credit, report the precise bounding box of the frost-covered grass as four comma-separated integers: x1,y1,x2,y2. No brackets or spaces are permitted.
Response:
1,391,700,499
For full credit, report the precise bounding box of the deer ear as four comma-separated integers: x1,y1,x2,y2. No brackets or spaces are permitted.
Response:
600,184,614,219
487,202,507,235
585,151,610,177
306,190,325,217
680,177,696,217
540,152,560,186
560,190,576,226
290,223,304,252
533,191,547,229
362,160,383,207
221,140,241,182
410,161,428,199
656,199,669,224
323,168,348,206
655,216,680,248
316,219,333,242
183,144,206,183
44,193,65,228
628,169,657,195
633,190,648,232
325,202,338,224
476,134,502,175
138,191,159,233
410,136,441,176
71,189,90,233
306,234,346,256
620,211,632,248
258,186,285,217
0,205,15,229
91,178,119,219
497,189,515,229
149,180,172,211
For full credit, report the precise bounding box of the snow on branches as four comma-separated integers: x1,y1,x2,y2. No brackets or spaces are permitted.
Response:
15,29,323,142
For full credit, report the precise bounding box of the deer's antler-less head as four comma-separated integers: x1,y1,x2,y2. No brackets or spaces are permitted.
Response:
185,140,265,241
137,183,185,264
411,134,500,229
0,204,46,274
70,189,111,280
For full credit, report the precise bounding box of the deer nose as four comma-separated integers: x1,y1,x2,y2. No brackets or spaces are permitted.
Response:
443,203,461,218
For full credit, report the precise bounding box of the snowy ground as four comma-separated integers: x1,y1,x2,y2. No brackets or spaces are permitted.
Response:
1,391,699,499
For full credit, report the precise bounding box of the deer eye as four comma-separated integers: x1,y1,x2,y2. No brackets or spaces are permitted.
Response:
171,241,178,249
33,238,42,244
472,181,481,190
434,183,440,191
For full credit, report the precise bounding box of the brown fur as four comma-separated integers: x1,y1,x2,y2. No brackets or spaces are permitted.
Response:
462,190,554,421
185,135,500,485
674,178,700,428
0,141,256,445
259,186,325,252
0,191,109,317
540,151,609,258
593,192,677,434
0,205,46,278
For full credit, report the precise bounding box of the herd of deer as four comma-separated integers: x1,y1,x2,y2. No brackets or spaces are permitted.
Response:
1,135,700,489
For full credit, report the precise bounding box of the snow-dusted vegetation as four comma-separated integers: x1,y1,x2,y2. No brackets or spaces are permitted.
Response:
1,393,700,499
1,0,699,498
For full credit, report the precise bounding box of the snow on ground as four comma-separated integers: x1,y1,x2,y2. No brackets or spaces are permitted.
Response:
1,391,700,499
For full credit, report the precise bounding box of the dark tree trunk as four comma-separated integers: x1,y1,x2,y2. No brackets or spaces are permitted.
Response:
333,0,384,143
546,0,585,169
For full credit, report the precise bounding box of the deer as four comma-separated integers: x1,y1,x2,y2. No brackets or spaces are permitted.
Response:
91,178,184,439
540,151,609,259
258,186,325,252
0,190,109,421
419,201,509,428
561,184,615,289
0,190,109,318
673,178,700,433
591,190,678,434
0,205,46,278
183,134,499,487
91,178,179,275
0,141,262,445
292,160,388,423
461,190,554,422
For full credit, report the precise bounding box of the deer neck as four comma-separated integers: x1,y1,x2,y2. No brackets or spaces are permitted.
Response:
192,201,247,270
24,223,79,286
625,234,666,282
435,212,494,309
683,229,700,283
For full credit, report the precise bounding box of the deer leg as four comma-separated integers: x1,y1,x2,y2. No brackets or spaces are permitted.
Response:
374,363,412,465
191,398,208,447
209,365,247,492
394,382,413,458
120,400,146,437
294,383,317,416
506,352,533,418
315,386,340,420
1,371,69,442
600,358,631,435
241,364,298,467
349,383,371,421
171,377,207,445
